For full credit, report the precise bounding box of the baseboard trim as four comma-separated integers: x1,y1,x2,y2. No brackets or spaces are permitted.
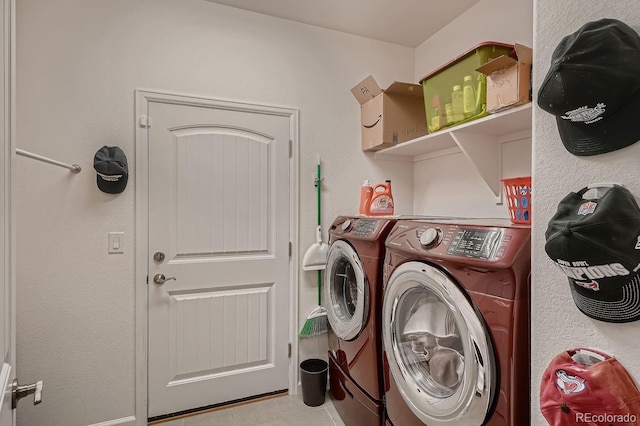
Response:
88,416,136,426
148,389,288,424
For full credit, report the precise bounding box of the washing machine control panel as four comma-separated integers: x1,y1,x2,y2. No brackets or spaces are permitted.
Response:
395,219,529,264
447,227,503,260
334,217,389,239
351,219,382,237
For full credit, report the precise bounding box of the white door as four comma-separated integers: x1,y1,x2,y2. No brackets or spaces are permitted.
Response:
0,0,15,424
146,97,293,418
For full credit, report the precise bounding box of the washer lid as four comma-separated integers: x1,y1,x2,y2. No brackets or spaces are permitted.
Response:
383,261,497,426
324,240,368,341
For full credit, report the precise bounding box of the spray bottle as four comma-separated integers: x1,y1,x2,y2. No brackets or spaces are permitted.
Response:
369,180,394,216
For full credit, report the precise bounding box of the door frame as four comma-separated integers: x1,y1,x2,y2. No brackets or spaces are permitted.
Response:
134,90,299,424
0,0,15,422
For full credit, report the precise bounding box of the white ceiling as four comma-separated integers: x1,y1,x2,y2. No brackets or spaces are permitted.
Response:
206,0,481,48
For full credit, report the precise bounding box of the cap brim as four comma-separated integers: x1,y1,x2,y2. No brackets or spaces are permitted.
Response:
97,174,128,194
568,274,640,322
555,87,640,156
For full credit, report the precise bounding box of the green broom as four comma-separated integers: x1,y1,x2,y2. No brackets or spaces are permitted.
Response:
298,280,328,337
299,156,328,338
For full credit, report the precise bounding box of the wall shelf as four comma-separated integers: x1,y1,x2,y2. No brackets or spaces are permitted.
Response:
374,102,532,201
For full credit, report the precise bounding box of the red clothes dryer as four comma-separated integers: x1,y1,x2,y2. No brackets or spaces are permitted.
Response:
381,218,530,426
325,216,397,426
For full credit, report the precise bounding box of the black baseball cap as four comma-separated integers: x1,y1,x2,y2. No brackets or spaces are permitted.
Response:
545,185,640,322
537,18,640,156
93,146,128,194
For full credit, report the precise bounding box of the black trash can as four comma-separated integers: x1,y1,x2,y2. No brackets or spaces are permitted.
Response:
300,358,328,407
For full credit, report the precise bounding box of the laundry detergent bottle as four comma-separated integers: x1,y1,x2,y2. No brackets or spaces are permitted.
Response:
359,180,373,216
369,180,394,216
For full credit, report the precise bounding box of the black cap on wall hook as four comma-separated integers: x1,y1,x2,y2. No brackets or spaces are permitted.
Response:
93,146,129,194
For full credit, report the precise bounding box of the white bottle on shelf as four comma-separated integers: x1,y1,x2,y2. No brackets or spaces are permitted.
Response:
463,75,476,118
451,85,464,123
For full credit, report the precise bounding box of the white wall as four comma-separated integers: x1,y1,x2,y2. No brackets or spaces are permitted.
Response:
412,0,534,217
15,0,414,424
411,138,532,217
532,1,640,425
414,0,533,82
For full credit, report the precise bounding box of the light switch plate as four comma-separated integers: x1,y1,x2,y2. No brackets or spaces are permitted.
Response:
108,232,124,254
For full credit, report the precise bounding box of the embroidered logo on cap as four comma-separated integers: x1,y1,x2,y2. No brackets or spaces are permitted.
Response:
556,369,586,394
575,280,600,291
554,260,630,281
561,103,606,124
578,201,597,215
97,172,123,182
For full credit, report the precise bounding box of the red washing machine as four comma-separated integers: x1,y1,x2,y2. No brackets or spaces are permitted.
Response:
325,216,397,426
381,218,530,426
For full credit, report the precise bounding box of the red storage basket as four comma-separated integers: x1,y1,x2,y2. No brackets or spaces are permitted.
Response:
501,176,531,224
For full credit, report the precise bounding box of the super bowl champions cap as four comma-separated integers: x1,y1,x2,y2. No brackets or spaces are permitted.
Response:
93,146,128,194
537,18,640,156
545,184,640,323
540,348,640,425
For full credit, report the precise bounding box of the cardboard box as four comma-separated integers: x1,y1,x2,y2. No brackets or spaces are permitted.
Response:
476,44,532,113
351,75,428,152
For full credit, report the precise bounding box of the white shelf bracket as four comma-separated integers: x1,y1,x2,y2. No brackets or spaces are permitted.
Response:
450,131,502,203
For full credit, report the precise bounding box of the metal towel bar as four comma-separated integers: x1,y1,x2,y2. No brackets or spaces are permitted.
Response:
16,149,81,174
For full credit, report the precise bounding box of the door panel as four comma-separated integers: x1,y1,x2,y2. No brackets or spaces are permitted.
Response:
147,101,291,418
172,128,270,256
168,285,270,381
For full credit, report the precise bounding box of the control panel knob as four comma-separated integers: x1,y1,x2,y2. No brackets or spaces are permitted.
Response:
420,228,440,247
341,219,352,231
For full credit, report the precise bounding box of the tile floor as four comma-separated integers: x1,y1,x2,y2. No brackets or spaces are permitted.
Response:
149,393,347,426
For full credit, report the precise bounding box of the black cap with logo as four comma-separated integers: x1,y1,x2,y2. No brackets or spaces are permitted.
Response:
93,146,128,194
537,18,640,156
545,185,640,322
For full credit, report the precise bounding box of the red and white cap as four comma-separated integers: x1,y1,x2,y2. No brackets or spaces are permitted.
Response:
540,348,640,425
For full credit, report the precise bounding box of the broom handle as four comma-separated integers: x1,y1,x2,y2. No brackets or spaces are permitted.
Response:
316,155,322,306
316,157,321,227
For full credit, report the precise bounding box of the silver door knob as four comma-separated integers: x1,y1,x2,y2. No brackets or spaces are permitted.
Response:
12,378,43,409
153,274,176,285
153,251,165,263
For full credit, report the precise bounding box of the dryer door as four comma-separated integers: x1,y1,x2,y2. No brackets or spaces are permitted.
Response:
382,262,496,426
324,240,368,341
